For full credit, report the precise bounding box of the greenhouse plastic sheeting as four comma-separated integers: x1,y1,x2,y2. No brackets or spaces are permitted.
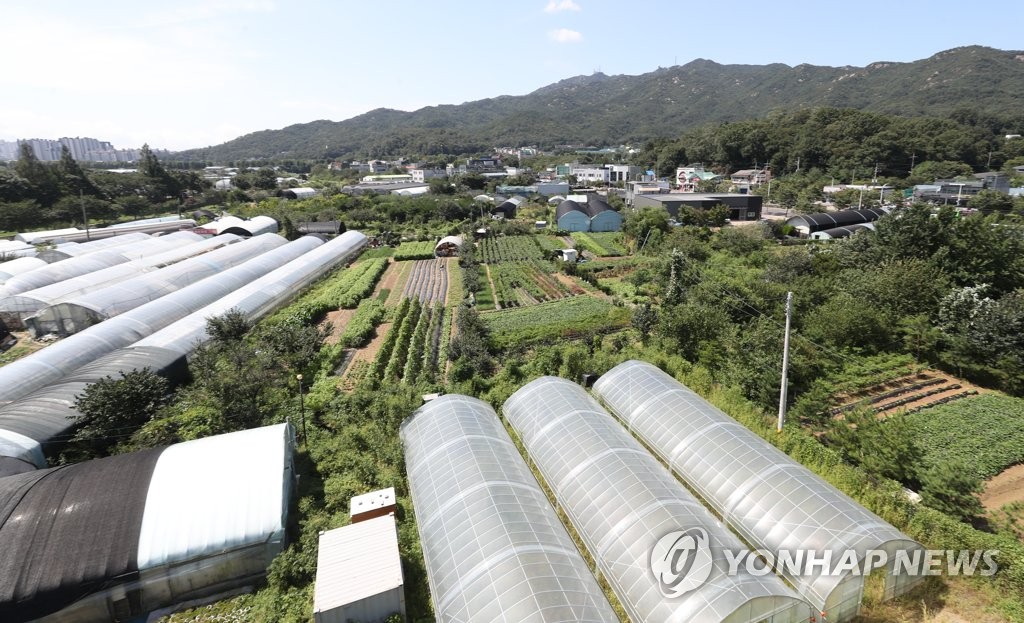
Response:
207,215,245,234
0,257,47,284
401,394,618,623
0,345,188,467
592,361,924,621
14,228,81,244
0,234,209,328
35,231,152,262
0,236,325,406
0,447,164,622
136,423,294,568
0,231,201,299
220,215,278,237
27,233,281,335
504,377,812,623
15,220,197,245
0,240,34,255
134,230,367,354
0,424,294,623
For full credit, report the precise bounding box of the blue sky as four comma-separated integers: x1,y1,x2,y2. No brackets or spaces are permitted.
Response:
2,0,1021,151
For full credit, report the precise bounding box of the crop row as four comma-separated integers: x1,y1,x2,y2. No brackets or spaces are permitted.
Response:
489,261,573,308
338,298,387,348
394,241,436,261
401,259,449,304
265,257,388,325
481,295,630,350
570,231,627,256
478,236,544,263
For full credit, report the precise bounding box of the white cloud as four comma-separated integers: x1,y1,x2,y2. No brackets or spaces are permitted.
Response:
544,0,581,12
549,28,583,43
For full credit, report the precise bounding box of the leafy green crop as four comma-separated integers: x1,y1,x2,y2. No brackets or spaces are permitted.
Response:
905,394,1024,480
481,296,630,350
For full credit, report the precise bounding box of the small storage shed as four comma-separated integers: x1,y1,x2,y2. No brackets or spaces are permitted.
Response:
314,514,406,623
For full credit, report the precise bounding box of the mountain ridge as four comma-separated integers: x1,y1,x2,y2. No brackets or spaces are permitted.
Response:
178,45,1024,162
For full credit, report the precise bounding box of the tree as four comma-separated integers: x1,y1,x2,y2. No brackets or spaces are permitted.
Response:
919,459,984,521
57,145,100,197
69,368,170,459
428,177,454,195
206,308,253,344
826,408,922,485
631,303,658,344
623,206,669,242
15,143,60,206
968,189,1014,214
138,143,181,200
253,167,278,190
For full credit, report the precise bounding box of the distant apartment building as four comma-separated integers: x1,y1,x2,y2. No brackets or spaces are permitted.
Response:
571,165,611,185
1,137,141,162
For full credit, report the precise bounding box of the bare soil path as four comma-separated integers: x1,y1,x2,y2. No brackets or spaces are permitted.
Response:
981,463,1024,511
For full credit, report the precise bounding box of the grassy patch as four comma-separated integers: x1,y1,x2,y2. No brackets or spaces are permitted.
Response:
481,296,630,350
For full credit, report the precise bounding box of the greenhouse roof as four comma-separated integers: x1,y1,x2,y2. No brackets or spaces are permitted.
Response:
401,394,618,622
593,360,923,619
504,377,811,623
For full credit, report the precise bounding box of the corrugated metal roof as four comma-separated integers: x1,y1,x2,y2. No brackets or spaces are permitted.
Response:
314,514,404,614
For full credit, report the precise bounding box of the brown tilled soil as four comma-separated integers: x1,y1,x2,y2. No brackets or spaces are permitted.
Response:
340,322,392,384
552,272,588,296
320,308,356,345
832,370,987,419
980,463,1024,511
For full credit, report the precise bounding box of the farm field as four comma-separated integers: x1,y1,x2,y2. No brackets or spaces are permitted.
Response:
401,258,449,304
904,393,1024,481
570,231,627,256
535,235,570,253
488,261,576,308
829,368,983,418
478,235,543,263
393,240,436,261
481,295,630,350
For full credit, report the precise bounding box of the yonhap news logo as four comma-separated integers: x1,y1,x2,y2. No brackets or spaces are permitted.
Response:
650,528,714,597
649,528,999,598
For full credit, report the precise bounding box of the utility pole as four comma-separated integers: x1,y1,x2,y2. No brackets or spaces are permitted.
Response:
872,162,879,183
987,151,993,170
910,152,917,172
80,190,91,241
777,291,793,433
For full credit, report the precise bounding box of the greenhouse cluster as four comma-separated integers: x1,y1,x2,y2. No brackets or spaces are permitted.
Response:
0,423,295,623
401,394,619,622
503,377,813,623
592,360,924,621
0,230,368,470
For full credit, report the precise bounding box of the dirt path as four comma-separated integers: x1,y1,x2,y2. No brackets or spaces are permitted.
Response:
340,321,393,384
981,463,1024,510
484,264,501,310
373,259,401,298
320,308,356,345
552,272,587,296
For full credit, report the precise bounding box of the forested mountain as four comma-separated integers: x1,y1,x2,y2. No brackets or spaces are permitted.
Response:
180,46,1024,162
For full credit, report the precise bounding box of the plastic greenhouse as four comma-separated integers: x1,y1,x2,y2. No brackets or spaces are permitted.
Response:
0,231,367,466
0,423,294,623
26,233,283,335
133,230,367,354
0,235,328,406
35,231,153,262
0,346,188,475
0,257,48,284
592,360,924,621
401,394,619,623
218,215,278,237
0,233,222,330
503,377,812,623
0,231,202,299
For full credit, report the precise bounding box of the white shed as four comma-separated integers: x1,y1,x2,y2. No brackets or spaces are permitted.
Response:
314,514,406,623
